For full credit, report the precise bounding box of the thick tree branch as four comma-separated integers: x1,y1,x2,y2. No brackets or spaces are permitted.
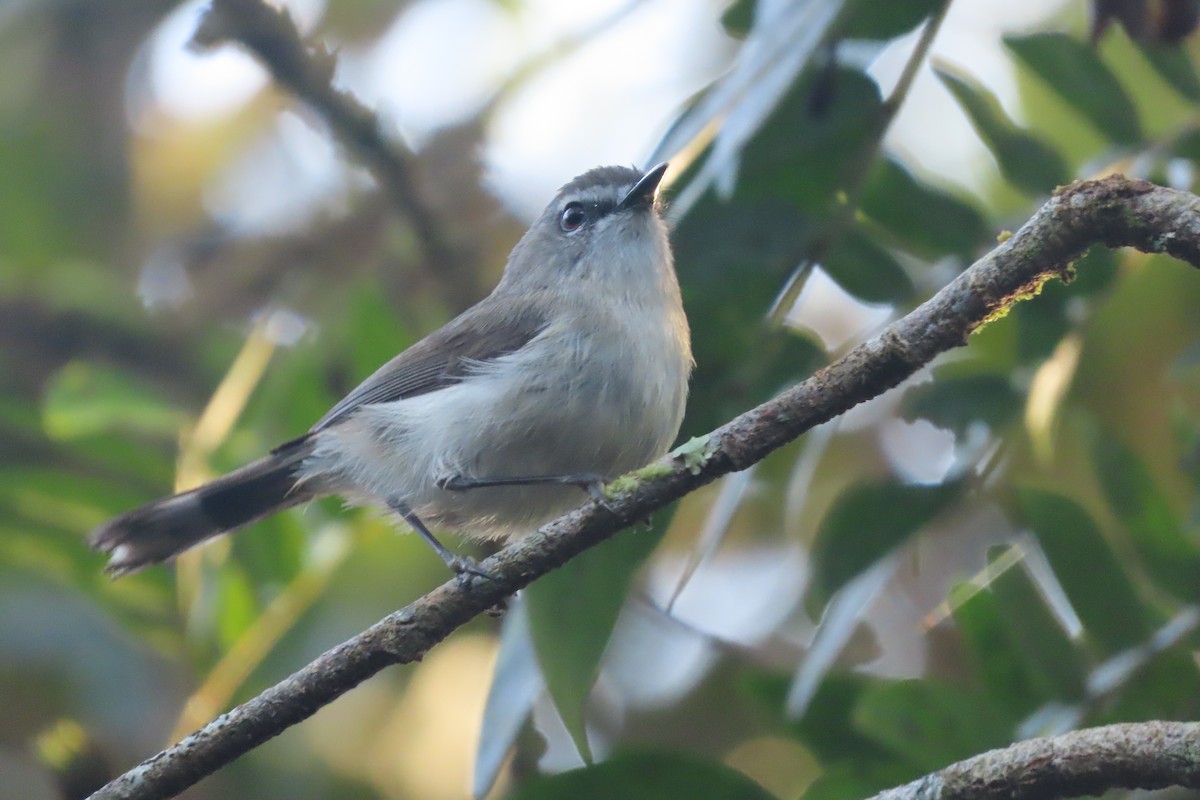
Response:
191,0,476,305
89,176,1200,800
870,721,1200,800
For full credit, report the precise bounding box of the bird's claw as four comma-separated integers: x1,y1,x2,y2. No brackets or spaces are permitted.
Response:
448,554,498,583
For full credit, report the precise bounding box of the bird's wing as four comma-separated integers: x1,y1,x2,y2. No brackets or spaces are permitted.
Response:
309,298,550,433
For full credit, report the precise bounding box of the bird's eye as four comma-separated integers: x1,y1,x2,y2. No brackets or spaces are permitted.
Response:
559,202,586,232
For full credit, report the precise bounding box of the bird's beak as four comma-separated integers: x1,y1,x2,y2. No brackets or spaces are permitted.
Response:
618,162,669,211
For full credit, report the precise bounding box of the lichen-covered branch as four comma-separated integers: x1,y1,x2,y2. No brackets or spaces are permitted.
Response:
87,176,1200,800
870,722,1200,800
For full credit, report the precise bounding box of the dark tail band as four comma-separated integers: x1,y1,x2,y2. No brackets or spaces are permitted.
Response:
90,437,315,576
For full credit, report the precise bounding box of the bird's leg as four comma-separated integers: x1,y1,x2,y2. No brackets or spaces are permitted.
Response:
388,498,496,581
436,472,612,509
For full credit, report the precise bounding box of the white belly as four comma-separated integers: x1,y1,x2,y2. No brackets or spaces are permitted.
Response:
300,320,689,539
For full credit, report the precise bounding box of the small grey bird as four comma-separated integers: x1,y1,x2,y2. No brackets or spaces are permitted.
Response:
91,163,693,576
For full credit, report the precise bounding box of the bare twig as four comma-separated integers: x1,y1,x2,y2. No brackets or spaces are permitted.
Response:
769,0,956,322
87,177,1200,799
191,0,476,305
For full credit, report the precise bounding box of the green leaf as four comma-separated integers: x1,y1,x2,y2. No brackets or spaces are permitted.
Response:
673,192,826,433
902,373,1021,434
808,479,962,607
0,467,146,581
342,281,420,383
739,68,885,212
1016,489,1156,654
785,672,891,762
1009,247,1116,364
854,679,1015,772
839,0,945,40
672,68,902,434
1093,433,1200,600
0,123,90,267
1012,278,1072,362
741,331,827,399
935,64,1071,195
227,507,310,584
861,158,988,258
525,510,672,761
214,566,259,652
720,0,754,38
1068,244,1119,296
949,581,1043,715
247,338,340,446
984,544,1087,702
823,227,915,305
42,361,188,441
1137,41,1200,101
689,329,825,435
1097,647,1200,722
675,196,812,359
504,750,776,800
1004,32,1142,146
801,761,918,800
1171,128,1200,163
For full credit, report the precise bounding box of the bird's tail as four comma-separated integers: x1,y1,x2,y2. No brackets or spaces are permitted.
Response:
90,436,316,576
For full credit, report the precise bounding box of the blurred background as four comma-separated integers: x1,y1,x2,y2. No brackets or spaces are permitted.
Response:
4,0,1200,798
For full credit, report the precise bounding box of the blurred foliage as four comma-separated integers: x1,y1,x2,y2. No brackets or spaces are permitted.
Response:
4,1,1200,799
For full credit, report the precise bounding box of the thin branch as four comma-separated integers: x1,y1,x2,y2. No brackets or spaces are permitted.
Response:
870,721,1200,800
88,176,1200,800
770,0,955,323
0,300,209,399
881,0,954,117
191,0,477,305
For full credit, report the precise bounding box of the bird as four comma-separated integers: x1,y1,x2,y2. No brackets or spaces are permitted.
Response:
90,163,693,577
